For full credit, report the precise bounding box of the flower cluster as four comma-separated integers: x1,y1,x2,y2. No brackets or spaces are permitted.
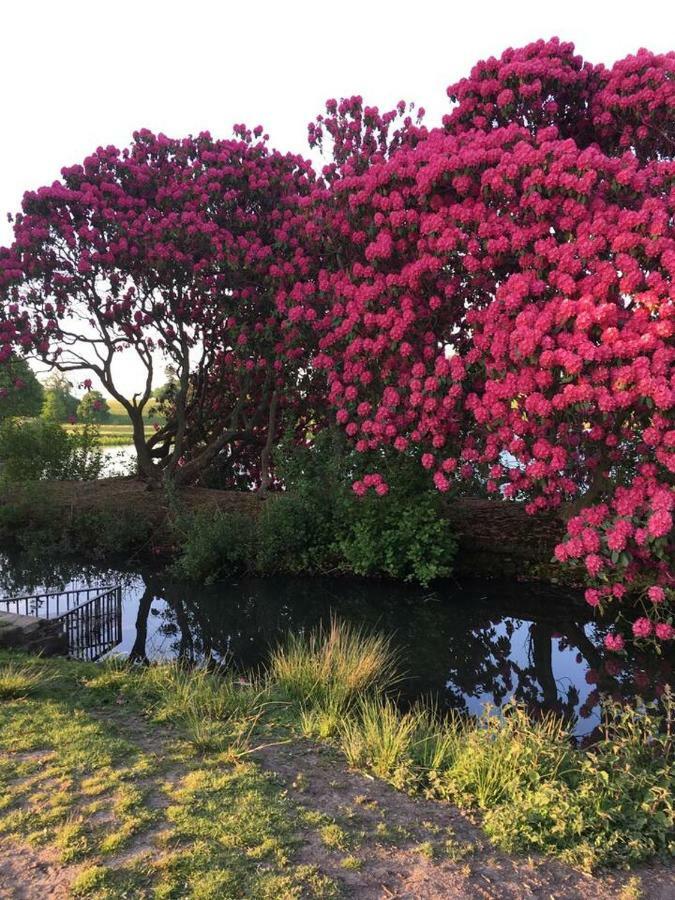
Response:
0,128,318,485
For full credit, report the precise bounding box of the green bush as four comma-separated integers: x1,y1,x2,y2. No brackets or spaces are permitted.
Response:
65,509,154,558
172,433,457,586
0,418,102,481
256,493,336,575
269,430,457,586
336,489,456,586
171,507,256,584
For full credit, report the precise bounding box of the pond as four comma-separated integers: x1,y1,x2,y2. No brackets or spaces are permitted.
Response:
100,444,136,477
0,552,669,738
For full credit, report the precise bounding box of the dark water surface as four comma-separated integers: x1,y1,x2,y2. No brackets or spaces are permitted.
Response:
0,553,669,737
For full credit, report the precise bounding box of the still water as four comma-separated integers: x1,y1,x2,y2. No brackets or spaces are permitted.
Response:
0,553,669,737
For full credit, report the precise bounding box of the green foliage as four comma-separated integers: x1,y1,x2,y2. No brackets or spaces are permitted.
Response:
481,700,675,869
283,432,457,585
171,507,256,584
41,372,78,423
256,493,336,575
77,390,111,424
336,487,456,585
0,418,102,481
334,694,674,870
0,355,43,420
0,489,151,562
174,431,458,586
64,508,154,558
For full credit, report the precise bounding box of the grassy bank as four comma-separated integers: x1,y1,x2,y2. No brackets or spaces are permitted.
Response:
0,475,584,585
0,623,671,898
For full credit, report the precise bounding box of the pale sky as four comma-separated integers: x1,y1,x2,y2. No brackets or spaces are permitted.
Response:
2,0,673,396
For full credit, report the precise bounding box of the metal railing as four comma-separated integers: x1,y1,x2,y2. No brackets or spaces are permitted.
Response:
0,585,115,619
54,586,123,662
0,584,123,662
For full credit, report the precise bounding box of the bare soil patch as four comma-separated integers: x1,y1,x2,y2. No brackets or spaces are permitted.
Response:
255,737,675,900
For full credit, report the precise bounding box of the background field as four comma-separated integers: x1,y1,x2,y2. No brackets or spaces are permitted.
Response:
106,398,164,425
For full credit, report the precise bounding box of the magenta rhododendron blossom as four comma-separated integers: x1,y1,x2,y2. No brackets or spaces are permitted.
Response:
604,633,626,652
648,586,666,604
655,622,674,640
632,617,654,639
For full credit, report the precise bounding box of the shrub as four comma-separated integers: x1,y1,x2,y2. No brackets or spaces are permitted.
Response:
171,507,256,583
256,493,336,575
336,488,457,586
0,418,102,481
271,431,458,586
65,509,154,558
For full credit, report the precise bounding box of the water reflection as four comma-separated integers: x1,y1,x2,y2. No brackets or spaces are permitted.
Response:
0,553,669,736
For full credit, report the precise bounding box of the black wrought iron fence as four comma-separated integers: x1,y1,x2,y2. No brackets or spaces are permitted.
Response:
0,584,123,661
54,586,123,662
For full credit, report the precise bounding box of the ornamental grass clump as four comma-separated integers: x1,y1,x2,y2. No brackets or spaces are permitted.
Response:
268,617,398,713
340,695,421,784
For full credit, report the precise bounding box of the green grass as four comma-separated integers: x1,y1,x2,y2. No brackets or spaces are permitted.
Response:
0,659,52,699
62,424,155,447
106,397,163,423
268,615,398,711
0,652,338,899
0,619,672,894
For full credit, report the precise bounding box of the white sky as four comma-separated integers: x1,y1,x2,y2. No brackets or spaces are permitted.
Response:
2,0,673,396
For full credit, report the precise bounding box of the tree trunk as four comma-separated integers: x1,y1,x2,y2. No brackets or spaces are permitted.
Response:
259,390,279,495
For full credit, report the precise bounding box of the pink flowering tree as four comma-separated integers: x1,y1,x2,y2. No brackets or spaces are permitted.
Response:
0,127,316,485
291,39,674,644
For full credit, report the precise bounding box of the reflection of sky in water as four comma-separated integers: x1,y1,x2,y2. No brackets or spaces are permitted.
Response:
100,445,136,477
1,559,663,738
456,619,601,734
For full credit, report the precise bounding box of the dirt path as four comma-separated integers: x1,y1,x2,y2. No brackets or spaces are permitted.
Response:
0,840,83,900
255,738,675,900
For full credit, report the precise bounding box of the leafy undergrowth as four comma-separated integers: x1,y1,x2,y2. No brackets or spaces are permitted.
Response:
0,621,672,897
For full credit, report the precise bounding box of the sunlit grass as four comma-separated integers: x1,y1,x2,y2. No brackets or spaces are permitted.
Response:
0,659,51,699
61,424,154,447
269,615,399,710
0,626,672,879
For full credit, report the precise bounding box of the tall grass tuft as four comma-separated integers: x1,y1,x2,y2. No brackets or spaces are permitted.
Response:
340,695,419,782
409,700,465,777
133,661,262,722
0,659,51,699
440,704,572,809
268,617,398,712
